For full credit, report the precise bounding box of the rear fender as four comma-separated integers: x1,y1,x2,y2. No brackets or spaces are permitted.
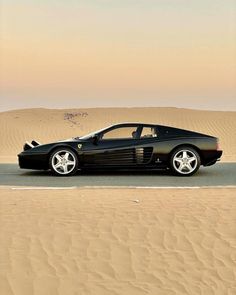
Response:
168,144,203,164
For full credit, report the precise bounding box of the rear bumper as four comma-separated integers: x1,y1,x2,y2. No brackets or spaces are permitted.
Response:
203,150,223,166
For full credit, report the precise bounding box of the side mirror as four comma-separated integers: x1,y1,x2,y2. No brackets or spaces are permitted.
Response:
92,134,99,145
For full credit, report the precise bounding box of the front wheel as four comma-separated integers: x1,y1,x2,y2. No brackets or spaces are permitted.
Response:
170,147,201,176
49,148,79,176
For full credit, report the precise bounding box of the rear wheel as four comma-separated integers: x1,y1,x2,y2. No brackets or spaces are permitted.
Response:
170,147,200,176
49,148,78,176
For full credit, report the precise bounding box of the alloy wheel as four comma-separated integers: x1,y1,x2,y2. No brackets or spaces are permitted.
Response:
173,149,198,175
51,150,76,175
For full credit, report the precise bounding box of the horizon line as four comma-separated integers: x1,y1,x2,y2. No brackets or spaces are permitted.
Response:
1,106,236,114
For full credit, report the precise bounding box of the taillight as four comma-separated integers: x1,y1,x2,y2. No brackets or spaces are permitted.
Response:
216,140,220,150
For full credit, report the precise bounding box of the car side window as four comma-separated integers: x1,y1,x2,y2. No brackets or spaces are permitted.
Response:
102,127,138,139
141,127,158,138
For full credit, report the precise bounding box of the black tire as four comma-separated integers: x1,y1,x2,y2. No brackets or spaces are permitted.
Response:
170,146,201,176
49,147,79,176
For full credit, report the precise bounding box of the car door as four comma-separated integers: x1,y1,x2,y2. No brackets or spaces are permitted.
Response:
81,125,142,167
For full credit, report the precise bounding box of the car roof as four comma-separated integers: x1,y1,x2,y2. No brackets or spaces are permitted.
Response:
110,122,157,128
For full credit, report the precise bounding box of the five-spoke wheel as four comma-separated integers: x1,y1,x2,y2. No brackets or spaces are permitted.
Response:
49,148,78,176
170,147,200,176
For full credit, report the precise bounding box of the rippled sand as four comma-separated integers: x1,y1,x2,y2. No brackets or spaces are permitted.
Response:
1,188,236,295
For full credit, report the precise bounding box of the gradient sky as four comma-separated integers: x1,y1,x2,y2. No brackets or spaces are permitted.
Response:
0,0,236,111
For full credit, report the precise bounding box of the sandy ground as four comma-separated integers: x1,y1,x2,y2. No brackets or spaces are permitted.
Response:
0,107,235,163
0,187,236,295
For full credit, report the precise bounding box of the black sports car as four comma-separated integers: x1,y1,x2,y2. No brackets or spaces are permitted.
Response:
18,123,222,176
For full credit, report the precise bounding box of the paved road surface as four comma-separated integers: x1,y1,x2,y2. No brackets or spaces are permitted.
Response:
0,163,235,188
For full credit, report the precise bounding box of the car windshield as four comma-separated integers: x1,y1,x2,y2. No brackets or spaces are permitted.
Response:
79,126,111,140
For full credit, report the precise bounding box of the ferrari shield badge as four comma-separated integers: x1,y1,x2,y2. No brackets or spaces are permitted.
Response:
77,144,82,149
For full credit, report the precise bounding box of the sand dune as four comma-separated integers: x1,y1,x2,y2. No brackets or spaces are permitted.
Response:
0,107,235,162
0,187,236,295
1,108,235,295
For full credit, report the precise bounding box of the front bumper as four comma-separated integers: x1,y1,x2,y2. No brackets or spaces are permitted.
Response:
18,152,49,170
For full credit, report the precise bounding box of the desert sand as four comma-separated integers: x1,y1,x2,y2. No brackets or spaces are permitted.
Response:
0,187,236,295
0,107,235,162
1,107,235,294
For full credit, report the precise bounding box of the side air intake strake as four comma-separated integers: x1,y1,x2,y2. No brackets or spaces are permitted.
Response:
90,147,153,165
